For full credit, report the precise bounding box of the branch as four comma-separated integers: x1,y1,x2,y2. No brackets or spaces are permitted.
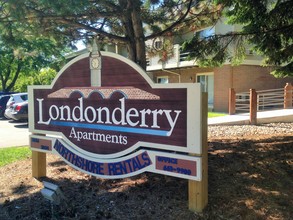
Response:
145,0,194,40
3,56,15,85
58,18,128,43
210,23,293,40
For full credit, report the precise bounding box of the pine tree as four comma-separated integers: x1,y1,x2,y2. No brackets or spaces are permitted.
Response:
0,0,221,70
182,0,293,77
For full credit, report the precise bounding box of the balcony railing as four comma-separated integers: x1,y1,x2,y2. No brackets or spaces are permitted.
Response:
179,52,191,62
146,44,195,71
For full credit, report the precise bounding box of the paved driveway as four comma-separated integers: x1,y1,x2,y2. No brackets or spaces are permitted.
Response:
0,118,30,148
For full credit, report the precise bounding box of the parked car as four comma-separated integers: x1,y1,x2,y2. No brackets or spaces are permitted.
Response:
6,101,28,121
4,93,28,119
0,91,16,96
0,95,11,118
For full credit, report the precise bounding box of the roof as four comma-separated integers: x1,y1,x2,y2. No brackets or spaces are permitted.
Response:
48,87,160,100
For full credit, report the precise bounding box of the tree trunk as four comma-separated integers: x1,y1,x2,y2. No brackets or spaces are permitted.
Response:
131,1,146,70
119,0,147,70
6,62,22,92
0,74,6,92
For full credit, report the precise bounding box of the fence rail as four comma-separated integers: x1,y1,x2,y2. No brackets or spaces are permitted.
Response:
229,83,293,124
235,92,250,112
235,88,289,112
257,88,285,111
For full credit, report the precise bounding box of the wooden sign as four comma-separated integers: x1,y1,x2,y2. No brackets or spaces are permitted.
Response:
29,51,202,181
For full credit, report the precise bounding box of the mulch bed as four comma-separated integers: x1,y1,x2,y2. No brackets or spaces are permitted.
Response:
0,135,292,219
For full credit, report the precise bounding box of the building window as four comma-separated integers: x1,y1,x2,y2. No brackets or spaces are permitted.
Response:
154,40,163,50
196,73,214,105
198,27,215,39
197,75,208,92
157,76,169,84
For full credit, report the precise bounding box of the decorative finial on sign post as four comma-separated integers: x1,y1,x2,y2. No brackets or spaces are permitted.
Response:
90,36,102,87
91,37,100,56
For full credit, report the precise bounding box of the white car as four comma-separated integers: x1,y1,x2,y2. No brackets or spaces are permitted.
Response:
4,93,28,119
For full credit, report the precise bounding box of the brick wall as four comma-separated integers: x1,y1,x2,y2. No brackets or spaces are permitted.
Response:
231,65,291,92
214,66,233,112
151,65,293,113
214,65,293,112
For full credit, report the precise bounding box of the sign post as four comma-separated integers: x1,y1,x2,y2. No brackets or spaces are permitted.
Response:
188,92,208,212
29,50,208,212
32,150,46,178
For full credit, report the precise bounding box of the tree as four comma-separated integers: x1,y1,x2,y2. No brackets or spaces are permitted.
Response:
0,0,221,70
181,0,293,77
0,36,69,92
0,1,72,92
14,68,57,92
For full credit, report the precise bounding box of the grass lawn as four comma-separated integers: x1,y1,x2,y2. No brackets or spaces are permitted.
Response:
208,112,227,118
0,146,31,167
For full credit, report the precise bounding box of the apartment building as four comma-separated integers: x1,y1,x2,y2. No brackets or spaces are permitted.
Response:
146,20,292,112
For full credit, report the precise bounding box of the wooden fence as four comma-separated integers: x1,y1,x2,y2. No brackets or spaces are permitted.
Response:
229,83,293,125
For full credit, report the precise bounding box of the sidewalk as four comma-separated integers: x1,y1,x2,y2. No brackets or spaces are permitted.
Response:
1,109,292,148
0,120,29,148
208,109,293,125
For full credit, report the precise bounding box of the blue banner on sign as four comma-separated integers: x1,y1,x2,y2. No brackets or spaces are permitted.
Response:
53,140,152,177
50,121,169,136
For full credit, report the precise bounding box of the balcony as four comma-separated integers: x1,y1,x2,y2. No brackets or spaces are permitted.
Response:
146,44,196,71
